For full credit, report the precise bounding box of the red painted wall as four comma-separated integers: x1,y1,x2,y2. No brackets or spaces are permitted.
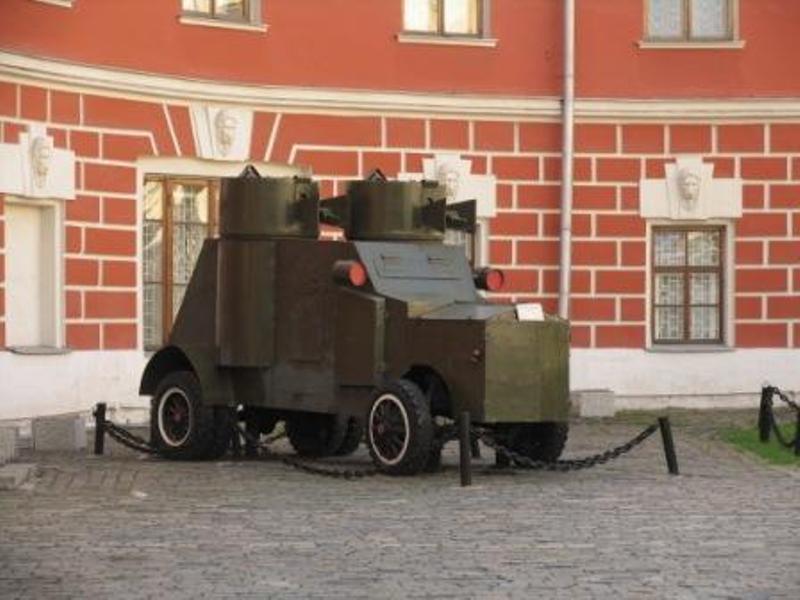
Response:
1,0,799,98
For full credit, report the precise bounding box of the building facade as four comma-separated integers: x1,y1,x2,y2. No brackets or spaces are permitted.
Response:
0,0,798,419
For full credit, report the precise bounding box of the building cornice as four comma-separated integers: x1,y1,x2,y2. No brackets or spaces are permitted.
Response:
2,50,800,121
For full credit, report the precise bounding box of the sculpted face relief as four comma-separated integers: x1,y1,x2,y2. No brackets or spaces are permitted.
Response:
30,136,53,189
436,162,460,201
214,109,239,156
677,167,701,208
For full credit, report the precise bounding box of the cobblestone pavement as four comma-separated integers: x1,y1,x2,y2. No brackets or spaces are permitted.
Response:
0,410,798,599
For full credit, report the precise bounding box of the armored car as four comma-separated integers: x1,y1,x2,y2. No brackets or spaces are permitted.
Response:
140,168,570,474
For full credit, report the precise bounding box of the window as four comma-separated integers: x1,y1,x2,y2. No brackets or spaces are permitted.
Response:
646,0,734,41
182,0,246,20
181,0,263,27
652,227,724,345
143,177,219,350
404,0,483,36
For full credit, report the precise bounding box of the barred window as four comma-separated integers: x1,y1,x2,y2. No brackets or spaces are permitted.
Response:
647,0,734,41
182,0,250,22
143,177,219,350
404,0,483,36
652,227,724,344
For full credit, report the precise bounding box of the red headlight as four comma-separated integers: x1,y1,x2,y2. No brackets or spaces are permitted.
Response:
333,260,368,287
474,268,504,292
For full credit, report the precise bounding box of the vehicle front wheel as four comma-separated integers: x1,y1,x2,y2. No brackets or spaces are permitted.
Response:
150,371,233,460
494,422,569,464
366,379,434,476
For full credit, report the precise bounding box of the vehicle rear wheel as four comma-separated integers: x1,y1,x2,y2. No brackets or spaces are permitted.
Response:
366,379,433,475
150,371,233,460
495,422,569,464
334,417,363,456
286,413,348,457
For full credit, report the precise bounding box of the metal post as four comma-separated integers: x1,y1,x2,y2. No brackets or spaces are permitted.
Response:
795,411,800,457
758,386,772,443
459,411,472,487
93,402,106,456
658,417,679,475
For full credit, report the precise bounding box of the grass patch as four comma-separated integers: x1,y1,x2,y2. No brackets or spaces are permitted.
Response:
722,422,800,466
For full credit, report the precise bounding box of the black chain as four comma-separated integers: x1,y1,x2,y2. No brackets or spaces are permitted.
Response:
280,457,379,479
475,423,659,472
100,417,663,477
233,423,379,479
104,421,159,454
763,386,800,449
774,388,800,413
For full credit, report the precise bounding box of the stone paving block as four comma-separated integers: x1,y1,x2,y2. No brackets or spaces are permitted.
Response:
573,389,616,418
32,415,87,451
0,463,36,490
0,426,19,465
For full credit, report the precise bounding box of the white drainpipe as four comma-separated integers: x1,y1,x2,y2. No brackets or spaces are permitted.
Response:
558,0,576,320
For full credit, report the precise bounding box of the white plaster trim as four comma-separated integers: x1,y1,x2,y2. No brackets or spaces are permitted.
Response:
32,0,74,8
0,351,146,420
396,33,498,48
638,40,745,50
5,51,800,121
571,349,799,401
4,196,65,350
178,15,267,33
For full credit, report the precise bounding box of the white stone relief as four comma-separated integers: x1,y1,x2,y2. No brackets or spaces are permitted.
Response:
0,124,75,200
640,155,741,221
190,104,253,161
399,152,496,218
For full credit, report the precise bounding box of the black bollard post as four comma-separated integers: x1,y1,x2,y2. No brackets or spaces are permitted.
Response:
93,402,106,456
459,412,472,487
658,417,679,475
758,386,773,443
795,411,800,457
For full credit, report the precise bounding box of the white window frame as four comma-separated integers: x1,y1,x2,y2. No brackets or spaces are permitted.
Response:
398,0,497,48
640,0,744,50
4,196,64,351
179,0,267,33
645,219,735,351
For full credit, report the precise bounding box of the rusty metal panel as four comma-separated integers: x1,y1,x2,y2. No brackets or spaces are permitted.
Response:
335,288,386,385
344,179,447,241
216,239,276,367
483,317,570,423
354,241,479,306
220,176,319,239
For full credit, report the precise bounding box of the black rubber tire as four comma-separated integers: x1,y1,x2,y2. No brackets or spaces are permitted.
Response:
286,413,348,458
334,418,363,456
497,422,569,464
366,379,434,476
423,439,443,473
150,371,233,460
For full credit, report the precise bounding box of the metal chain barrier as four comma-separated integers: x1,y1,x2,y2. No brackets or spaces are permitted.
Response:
474,423,659,472
758,385,800,453
93,403,678,481
232,422,379,480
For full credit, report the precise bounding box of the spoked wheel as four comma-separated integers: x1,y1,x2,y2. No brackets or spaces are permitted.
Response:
158,388,192,448
366,379,433,475
286,413,348,458
334,417,363,456
494,422,569,464
150,371,233,460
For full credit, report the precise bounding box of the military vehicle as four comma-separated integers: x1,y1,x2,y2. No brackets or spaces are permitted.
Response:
140,167,570,475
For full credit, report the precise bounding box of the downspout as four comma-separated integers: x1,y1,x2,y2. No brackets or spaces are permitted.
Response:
558,0,576,320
